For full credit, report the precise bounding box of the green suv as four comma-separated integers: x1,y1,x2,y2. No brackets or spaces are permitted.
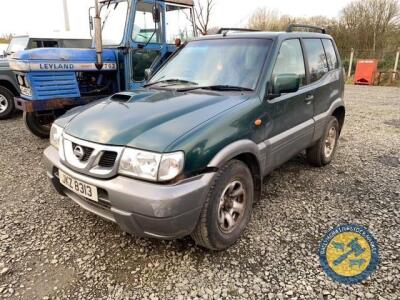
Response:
44,25,345,250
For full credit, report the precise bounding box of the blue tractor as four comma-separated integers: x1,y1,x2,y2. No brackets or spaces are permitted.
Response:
10,0,196,137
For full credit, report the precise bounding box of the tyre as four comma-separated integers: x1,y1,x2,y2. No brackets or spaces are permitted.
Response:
191,160,254,250
0,86,15,120
307,116,340,167
23,111,54,138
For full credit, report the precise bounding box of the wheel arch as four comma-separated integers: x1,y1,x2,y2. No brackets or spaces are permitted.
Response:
332,106,345,133
0,79,19,96
208,140,263,201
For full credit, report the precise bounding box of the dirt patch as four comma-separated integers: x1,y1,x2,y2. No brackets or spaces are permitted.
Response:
376,154,400,167
385,119,400,129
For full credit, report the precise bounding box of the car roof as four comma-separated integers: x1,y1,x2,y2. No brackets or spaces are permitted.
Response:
194,31,333,41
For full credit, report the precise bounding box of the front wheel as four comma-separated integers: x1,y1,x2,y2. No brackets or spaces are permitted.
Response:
191,160,254,250
23,111,55,138
0,86,15,119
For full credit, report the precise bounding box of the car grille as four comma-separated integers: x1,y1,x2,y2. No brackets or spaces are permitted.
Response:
62,134,124,179
99,151,118,168
72,143,94,162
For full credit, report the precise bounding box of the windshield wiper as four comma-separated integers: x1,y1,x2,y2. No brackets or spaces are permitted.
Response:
177,85,254,92
144,79,199,88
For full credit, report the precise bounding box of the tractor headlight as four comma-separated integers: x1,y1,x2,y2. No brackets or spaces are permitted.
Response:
49,124,63,150
118,148,184,182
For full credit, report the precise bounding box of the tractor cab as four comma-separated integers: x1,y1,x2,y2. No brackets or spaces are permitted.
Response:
10,0,196,137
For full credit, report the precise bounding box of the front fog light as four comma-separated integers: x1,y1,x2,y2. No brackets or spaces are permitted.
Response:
158,152,184,181
50,124,63,149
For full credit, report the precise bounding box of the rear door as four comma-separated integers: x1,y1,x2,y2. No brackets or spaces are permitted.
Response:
265,38,315,169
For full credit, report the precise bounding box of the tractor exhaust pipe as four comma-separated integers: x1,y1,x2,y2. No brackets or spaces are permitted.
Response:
94,0,103,70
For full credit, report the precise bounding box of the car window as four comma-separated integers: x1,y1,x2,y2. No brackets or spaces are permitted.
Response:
150,39,271,90
32,40,59,48
303,39,329,83
272,39,306,86
322,39,339,70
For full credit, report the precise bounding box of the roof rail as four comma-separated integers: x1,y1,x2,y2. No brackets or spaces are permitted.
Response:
286,24,326,34
217,28,260,35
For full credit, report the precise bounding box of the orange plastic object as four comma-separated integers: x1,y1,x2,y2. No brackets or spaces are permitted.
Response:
354,59,378,85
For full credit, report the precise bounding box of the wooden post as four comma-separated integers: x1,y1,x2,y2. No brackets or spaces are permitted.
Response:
348,48,354,78
393,47,399,81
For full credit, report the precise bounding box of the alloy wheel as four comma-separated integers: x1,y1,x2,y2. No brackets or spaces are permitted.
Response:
218,180,246,233
0,94,8,113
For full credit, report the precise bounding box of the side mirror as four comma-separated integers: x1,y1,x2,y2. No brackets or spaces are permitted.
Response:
270,74,300,98
152,4,161,23
175,38,182,47
144,68,153,81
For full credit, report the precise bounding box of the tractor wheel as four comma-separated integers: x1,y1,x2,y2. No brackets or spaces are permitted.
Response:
23,111,54,138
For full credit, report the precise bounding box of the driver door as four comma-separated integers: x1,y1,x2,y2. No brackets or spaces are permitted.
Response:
128,0,196,90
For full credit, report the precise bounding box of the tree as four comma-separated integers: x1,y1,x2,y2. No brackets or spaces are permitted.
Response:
194,0,215,35
340,0,400,56
248,8,294,31
0,34,13,43
247,0,400,65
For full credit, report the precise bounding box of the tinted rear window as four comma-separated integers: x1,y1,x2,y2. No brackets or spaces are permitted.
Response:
322,39,339,70
303,39,329,83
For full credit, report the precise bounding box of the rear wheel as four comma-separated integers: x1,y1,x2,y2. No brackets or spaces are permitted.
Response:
307,117,340,167
191,160,254,250
0,86,15,119
23,111,55,138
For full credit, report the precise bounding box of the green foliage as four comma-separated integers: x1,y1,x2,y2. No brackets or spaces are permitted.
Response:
248,0,400,72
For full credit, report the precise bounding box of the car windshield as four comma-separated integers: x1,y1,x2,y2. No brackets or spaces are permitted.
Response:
149,38,271,90
100,0,128,46
7,37,29,54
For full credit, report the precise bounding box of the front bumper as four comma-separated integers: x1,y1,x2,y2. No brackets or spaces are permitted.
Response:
14,96,104,113
43,146,215,239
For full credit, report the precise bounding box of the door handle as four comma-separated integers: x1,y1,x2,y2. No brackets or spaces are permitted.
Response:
305,94,314,103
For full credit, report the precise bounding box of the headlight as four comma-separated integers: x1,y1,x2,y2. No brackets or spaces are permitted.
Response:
118,149,184,182
17,75,25,86
158,152,185,181
49,124,63,149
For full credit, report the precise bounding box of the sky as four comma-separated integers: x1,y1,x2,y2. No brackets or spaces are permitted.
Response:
0,0,354,37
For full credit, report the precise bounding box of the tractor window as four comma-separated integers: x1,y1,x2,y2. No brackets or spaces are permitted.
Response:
131,49,160,82
132,2,161,44
165,5,195,44
101,0,128,46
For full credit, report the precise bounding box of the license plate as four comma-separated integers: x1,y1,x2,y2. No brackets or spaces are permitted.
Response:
59,170,98,202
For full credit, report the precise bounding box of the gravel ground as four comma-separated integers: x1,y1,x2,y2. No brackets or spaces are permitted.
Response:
0,85,399,300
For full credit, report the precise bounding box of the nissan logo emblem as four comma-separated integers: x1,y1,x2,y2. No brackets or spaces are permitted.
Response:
73,145,85,161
